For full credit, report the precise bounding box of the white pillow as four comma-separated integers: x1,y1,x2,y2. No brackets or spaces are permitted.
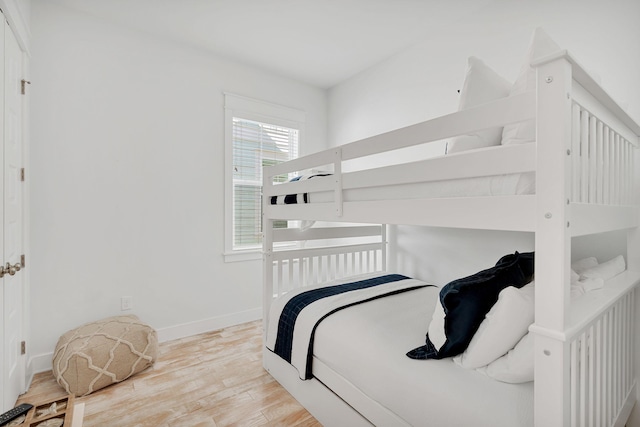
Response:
447,56,511,153
572,256,599,273
454,282,534,369
427,298,446,349
580,255,626,281
482,332,534,383
501,28,561,146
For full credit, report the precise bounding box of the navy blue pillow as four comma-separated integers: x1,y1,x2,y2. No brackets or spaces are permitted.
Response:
407,251,534,360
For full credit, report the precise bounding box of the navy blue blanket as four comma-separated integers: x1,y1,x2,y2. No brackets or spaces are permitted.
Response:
269,173,332,205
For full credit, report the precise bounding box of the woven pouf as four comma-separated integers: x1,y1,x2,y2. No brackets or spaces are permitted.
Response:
52,315,158,396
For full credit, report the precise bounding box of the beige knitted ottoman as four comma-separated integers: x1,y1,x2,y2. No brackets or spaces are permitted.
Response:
52,315,158,396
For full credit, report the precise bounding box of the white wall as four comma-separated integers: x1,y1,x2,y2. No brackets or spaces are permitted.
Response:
329,0,640,147
29,2,327,372
0,0,30,52
329,0,640,283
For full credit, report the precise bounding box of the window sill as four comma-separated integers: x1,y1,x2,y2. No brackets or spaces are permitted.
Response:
224,249,263,263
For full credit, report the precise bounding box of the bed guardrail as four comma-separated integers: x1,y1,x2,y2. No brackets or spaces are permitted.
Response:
271,242,383,292
568,287,636,427
263,224,387,324
571,100,636,206
262,92,536,224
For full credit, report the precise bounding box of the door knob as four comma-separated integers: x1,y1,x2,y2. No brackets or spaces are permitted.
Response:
4,262,21,276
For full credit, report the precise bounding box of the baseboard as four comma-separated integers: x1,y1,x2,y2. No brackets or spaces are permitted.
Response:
28,352,55,378
155,307,262,342
27,308,262,379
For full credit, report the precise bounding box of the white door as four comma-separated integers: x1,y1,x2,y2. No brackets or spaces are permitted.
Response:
0,12,4,412
2,17,25,411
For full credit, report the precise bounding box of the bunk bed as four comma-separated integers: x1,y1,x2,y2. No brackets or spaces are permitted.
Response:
261,31,640,427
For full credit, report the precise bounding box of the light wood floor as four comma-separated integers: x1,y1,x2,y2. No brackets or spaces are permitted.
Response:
17,321,321,427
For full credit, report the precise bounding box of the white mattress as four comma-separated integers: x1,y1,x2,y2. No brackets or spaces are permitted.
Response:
312,285,534,427
303,172,535,204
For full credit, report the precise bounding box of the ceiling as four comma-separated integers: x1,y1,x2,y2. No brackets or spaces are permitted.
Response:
50,0,495,88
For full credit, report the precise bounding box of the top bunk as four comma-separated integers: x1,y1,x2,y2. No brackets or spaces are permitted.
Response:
263,46,640,237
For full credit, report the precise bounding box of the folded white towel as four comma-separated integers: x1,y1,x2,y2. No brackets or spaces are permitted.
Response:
579,277,605,292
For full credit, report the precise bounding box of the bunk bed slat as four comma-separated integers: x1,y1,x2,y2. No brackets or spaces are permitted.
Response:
603,127,610,205
572,104,581,203
581,110,590,202
596,121,604,205
589,116,597,204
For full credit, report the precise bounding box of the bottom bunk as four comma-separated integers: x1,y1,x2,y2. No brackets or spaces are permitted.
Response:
265,275,533,426
263,250,638,427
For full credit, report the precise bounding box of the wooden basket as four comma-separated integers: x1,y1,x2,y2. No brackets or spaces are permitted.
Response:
21,395,74,427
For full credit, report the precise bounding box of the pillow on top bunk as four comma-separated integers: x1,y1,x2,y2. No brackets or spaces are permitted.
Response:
501,27,561,146
446,57,511,154
454,282,534,369
407,251,534,360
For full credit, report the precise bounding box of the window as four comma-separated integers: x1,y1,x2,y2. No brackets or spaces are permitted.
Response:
224,94,305,262
232,118,299,248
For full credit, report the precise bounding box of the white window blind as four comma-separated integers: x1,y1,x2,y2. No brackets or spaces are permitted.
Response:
232,117,299,249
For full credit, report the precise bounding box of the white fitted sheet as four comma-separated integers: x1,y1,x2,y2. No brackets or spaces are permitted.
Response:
313,285,534,427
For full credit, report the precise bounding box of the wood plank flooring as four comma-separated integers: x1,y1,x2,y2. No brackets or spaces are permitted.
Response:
17,321,321,427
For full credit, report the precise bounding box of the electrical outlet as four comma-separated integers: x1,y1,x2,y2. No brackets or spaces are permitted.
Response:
121,296,133,311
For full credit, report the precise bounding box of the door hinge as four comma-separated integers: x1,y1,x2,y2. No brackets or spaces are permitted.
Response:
21,254,25,267
21,79,30,95
21,341,26,355
20,168,25,181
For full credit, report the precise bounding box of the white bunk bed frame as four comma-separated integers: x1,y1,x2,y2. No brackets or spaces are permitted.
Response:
262,51,640,427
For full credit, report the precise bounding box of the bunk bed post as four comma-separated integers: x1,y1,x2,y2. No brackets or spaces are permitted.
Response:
630,227,640,424
629,146,640,272
263,169,275,337
381,224,387,273
387,224,396,273
532,55,573,427
263,217,274,329
333,148,343,217
630,148,640,419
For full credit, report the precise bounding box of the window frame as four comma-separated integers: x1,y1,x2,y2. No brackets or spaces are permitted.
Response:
223,93,305,262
